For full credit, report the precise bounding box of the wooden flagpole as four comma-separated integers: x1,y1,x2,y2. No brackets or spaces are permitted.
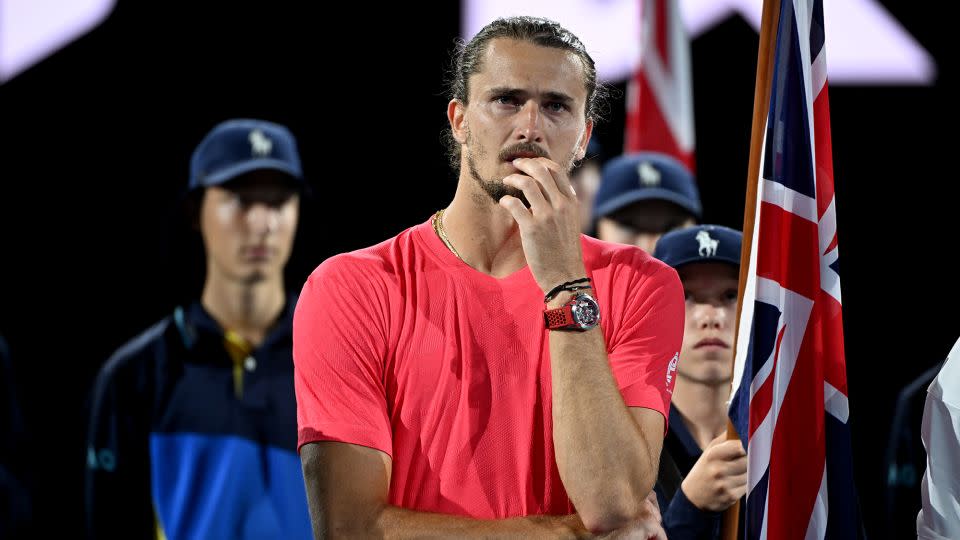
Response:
721,0,782,538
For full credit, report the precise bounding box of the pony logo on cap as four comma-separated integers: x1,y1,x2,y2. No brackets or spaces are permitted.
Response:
249,129,273,157
696,230,719,257
637,161,661,187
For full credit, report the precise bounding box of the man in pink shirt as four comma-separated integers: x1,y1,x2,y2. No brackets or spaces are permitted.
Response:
293,16,684,538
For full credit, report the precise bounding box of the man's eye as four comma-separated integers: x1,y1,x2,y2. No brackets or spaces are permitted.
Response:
546,102,568,112
495,95,516,105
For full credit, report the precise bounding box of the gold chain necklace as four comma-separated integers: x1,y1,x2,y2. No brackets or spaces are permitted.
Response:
432,209,463,261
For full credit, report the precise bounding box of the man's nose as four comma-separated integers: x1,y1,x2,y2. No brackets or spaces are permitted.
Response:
515,100,544,143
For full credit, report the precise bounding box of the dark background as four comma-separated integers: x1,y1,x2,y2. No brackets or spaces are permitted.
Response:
0,2,953,538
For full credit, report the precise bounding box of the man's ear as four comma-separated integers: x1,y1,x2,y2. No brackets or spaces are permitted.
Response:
448,99,468,143
575,120,595,161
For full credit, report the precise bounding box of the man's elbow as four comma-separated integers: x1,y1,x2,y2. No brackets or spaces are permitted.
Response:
577,483,652,534
580,508,638,534
318,521,373,540
580,504,650,534
315,508,384,540
306,489,386,539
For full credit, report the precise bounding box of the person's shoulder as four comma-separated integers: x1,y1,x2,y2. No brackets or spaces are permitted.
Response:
95,316,175,384
582,235,678,284
930,337,960,406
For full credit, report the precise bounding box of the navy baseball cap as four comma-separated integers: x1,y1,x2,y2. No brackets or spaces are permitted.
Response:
188,118,304,191
593,152,702,220
653,224,742,270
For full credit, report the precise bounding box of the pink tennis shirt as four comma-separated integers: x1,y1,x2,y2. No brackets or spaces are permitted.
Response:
294,218,684,518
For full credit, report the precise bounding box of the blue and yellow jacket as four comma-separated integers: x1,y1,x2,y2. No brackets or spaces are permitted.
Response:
84,298,311,540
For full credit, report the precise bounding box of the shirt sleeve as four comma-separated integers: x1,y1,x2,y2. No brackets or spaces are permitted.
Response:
85,352,155,540
663,487,722,540
293,255,394,456
605,261,685,428
917,339,960,540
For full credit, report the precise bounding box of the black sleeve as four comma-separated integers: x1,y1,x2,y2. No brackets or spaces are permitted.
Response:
662,486,722,540
0,336,31,538
84,352,156,540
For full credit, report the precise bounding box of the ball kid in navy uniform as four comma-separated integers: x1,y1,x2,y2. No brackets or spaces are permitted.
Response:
85,119,312,540
652,225,748,539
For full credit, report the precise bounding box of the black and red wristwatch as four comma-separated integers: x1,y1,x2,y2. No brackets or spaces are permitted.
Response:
543,293,601,331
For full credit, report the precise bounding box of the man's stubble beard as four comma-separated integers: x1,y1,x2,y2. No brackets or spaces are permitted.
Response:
463,131,578,209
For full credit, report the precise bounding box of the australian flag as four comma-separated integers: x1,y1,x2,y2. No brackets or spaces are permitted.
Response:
727,0,865,538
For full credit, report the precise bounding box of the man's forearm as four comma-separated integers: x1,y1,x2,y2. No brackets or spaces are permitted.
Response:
303,443,592,540
549,308,659,532
327,507,588,539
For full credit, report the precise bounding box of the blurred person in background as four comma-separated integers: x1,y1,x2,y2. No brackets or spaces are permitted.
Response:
592,151,701,253
84,119,312,540
885,356,943,537
570,139,604,233
916,336,960,539
0,335,31,538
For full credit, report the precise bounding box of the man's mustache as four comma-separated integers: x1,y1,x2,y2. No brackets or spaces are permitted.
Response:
498,143,549,161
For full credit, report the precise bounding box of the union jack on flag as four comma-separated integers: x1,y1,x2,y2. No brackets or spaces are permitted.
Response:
727,0,864,538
